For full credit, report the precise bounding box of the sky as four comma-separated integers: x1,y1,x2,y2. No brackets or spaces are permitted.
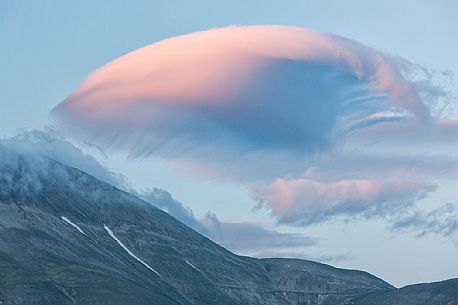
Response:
1,0,458,287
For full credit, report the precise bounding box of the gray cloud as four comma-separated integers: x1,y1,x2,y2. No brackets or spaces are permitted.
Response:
201,212,317,253
391,202,458,239
138,188,317,254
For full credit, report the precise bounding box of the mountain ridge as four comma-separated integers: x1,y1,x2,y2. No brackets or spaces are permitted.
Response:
0,146,456,305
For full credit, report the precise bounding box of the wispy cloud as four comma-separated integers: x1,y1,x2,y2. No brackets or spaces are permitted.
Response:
201,212,316,253
138,188,209,234
391,202,458,239
253,250,353,264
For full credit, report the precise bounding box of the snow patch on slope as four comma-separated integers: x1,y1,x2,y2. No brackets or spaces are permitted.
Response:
61,216,86,235
103,224,160,276
185,260,198,270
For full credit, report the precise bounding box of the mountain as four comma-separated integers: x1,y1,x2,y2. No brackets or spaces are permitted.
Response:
349,278,458,305
0,146,456,305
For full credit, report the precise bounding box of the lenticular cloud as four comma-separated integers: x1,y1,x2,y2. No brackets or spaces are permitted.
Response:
54,25,432,159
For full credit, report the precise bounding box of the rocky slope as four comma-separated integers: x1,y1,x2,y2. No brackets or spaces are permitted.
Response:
0,146,456,305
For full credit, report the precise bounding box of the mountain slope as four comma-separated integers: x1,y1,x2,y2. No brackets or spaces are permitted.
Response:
349,278,458,305
0,146,454,305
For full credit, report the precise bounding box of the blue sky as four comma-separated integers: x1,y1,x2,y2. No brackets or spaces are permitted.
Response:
1,0,458,287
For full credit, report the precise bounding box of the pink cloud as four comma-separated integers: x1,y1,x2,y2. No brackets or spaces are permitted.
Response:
54,25,434,160
57,26,428,115
253,177,436,225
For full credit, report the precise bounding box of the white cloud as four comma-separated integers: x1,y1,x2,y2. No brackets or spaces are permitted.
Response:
0,129,129,193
